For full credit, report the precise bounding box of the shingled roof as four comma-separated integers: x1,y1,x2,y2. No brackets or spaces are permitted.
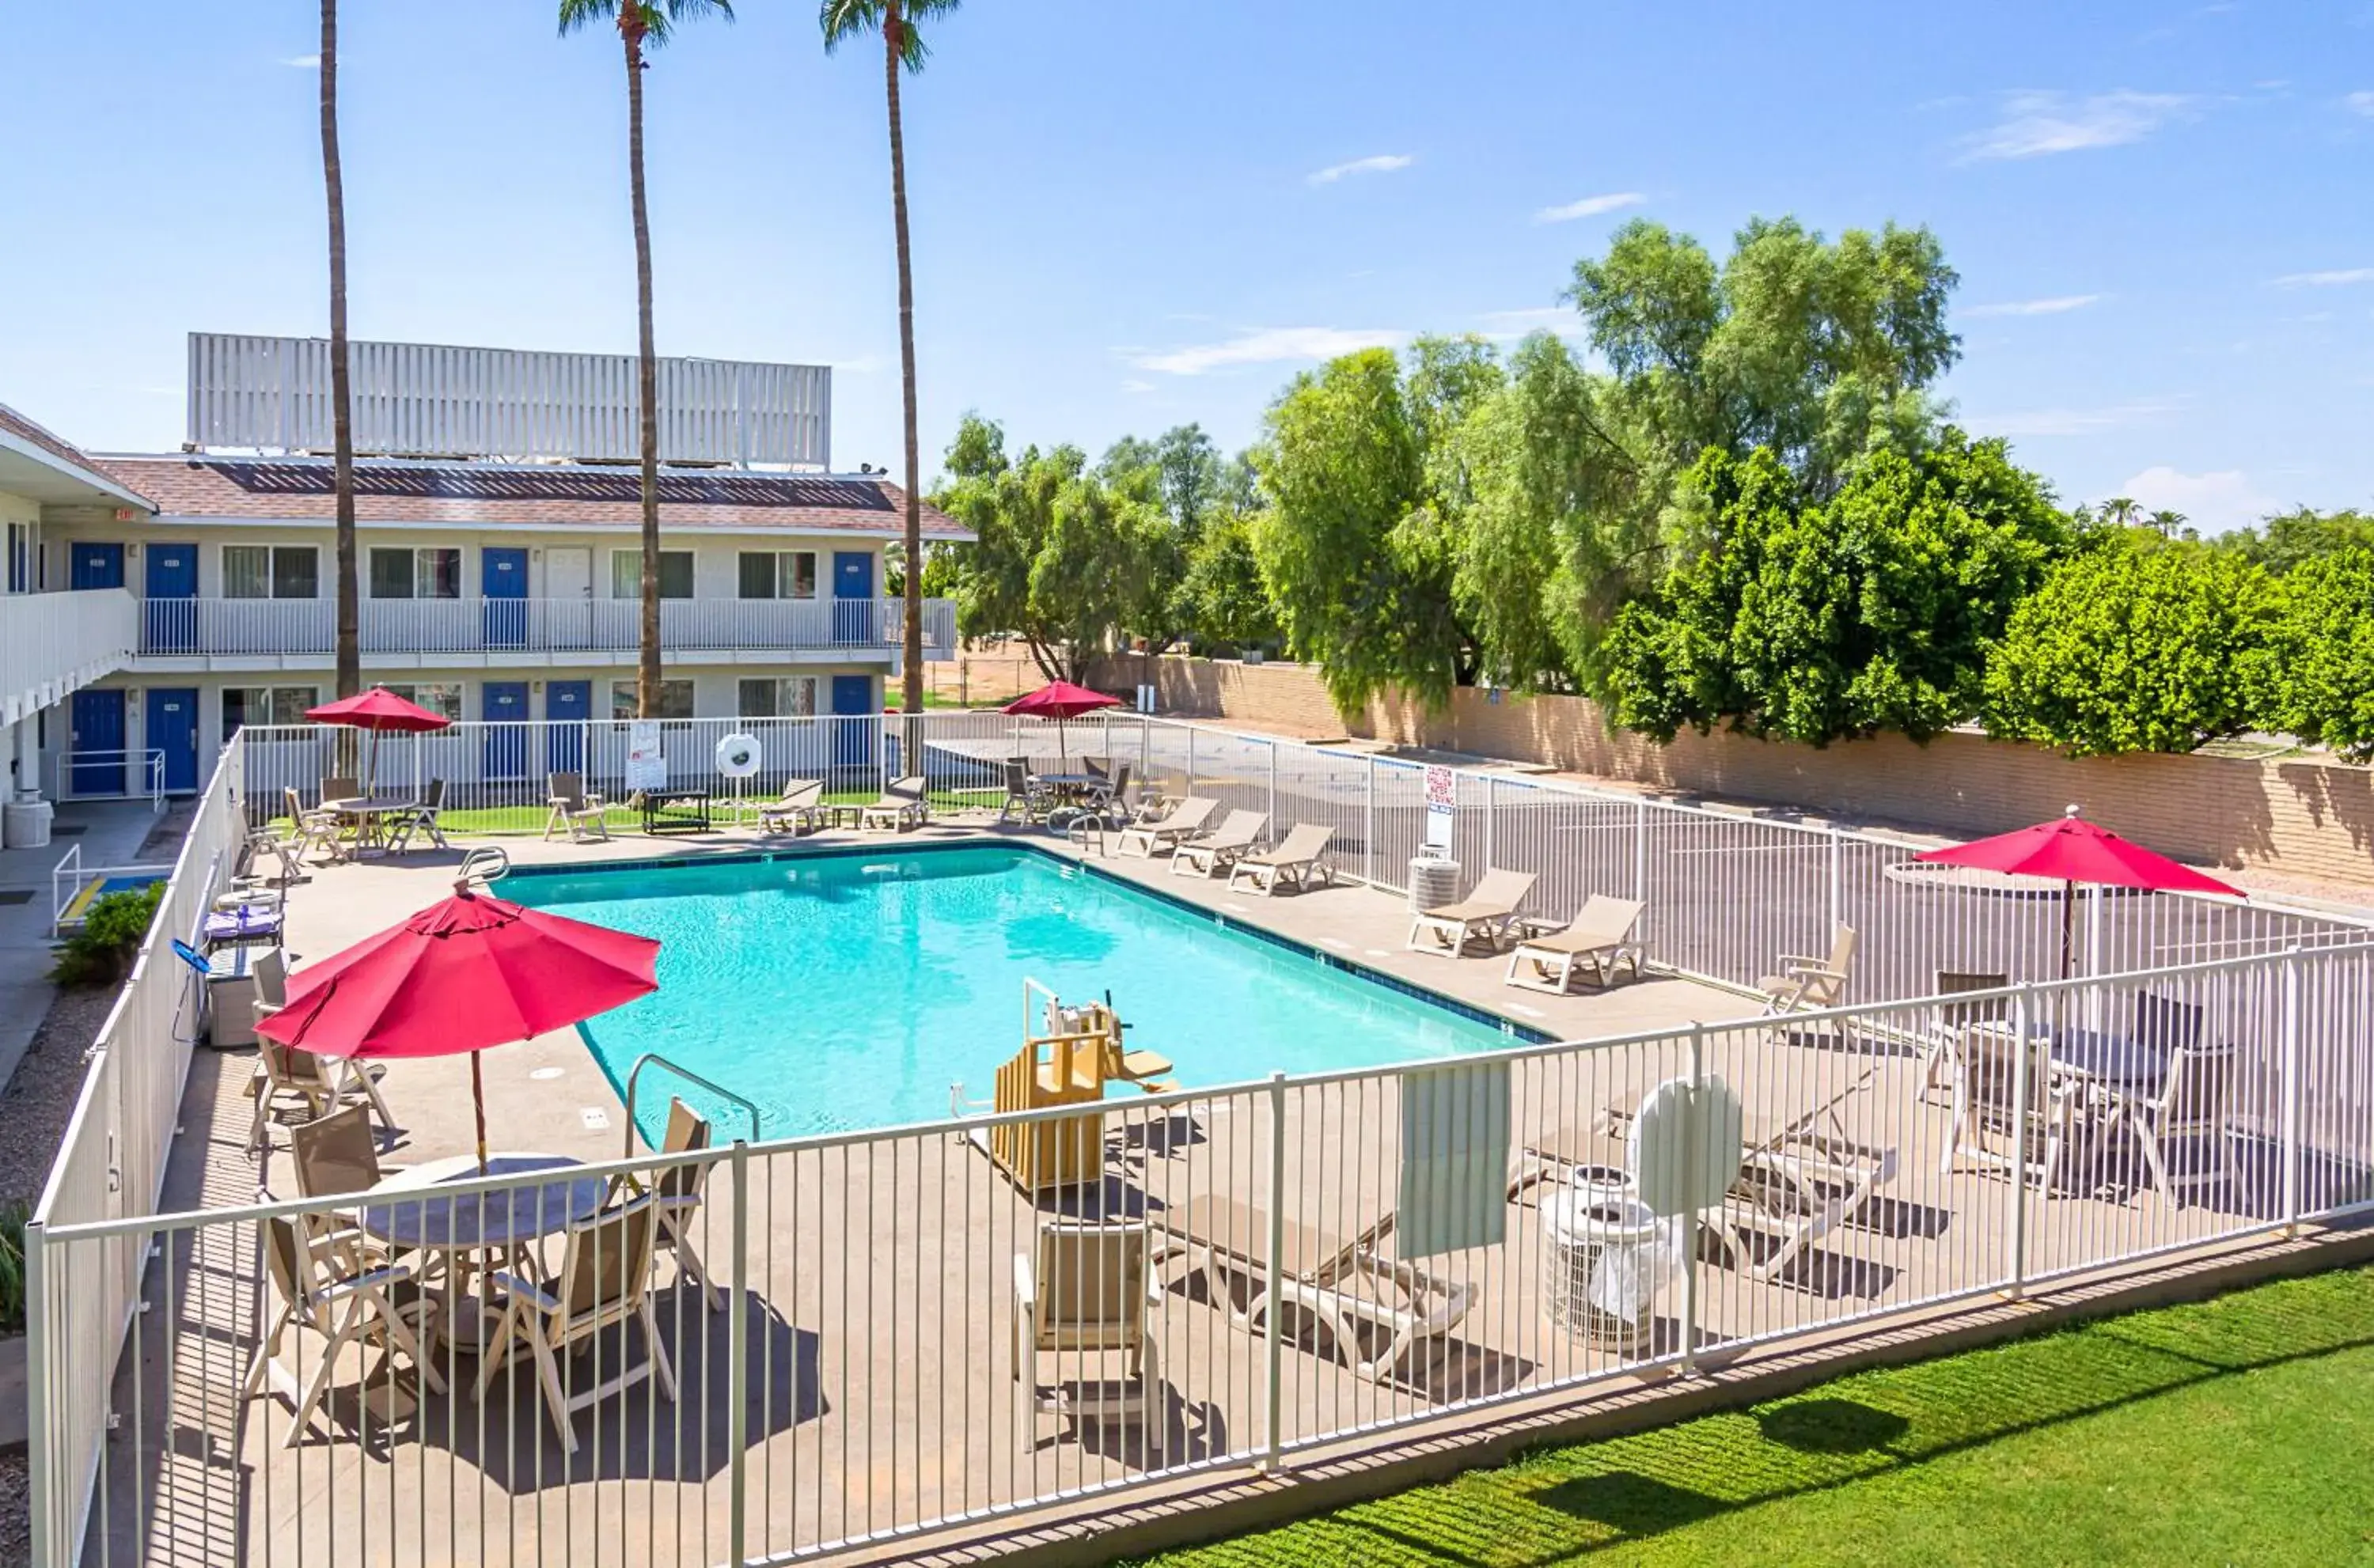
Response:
0,404,156,508
93,454,970,539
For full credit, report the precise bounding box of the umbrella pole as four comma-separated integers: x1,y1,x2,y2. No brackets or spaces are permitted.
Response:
2060,880,2075,980
471,1049,489,1176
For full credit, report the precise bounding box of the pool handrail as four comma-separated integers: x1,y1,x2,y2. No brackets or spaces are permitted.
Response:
621,1051,762,1156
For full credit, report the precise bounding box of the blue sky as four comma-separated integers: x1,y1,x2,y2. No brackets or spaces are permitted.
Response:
3,1,2370,530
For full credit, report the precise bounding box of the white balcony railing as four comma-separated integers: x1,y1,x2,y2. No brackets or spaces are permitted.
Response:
135,595,957,661
0,587,136,722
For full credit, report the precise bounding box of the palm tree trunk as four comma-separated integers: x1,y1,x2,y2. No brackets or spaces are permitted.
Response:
885,3,924,739
624,14,662,718
320,0,358,703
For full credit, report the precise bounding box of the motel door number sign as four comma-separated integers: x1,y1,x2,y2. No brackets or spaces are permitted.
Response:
1424,765,1455,854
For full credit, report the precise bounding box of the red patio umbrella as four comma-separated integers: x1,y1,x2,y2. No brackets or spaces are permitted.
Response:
1003,680,1123,763
307,686,453,795
256,881,660,1172
1910,805,2245,976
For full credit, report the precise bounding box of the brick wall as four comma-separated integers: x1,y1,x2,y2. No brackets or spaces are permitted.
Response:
1116,656,2374,888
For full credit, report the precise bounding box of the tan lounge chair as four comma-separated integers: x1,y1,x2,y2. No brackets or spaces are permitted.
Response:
243,1212,442,1449
1227,824,1337,896
1011,1220,1162,1428
1113,796,1216,858
757,778,825,835
1759,923,1857,1013
1168,809,1268,877
1504,896,1645,994
476,1195,677,1456
543,771,610,843
1162,1195,1473,1385
860,775,930,832
1407,868,1538,957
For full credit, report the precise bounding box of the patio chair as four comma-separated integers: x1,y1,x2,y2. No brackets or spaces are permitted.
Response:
1918,971,2008,1097
1113,796,1217,858
543,771,609,843
475,1193,677,1456
283,787,347,865
1228,823,1337,896
1944,1024,2087,1187
757,778,825,835
384,778,448,854
859,775,930,832
614,1097,723,1311
1407,867,1538,958
1011,1219,1162,1430
2128,1040,2239,1208
243,1212,443,1449
996,759,1057,826
1758,924,1858,1016
1162,1195,1472,1385
236,824,305,890
248,1040,396,1153
320,776,360,808
1504,896,1645,994
288,1104,400,1199
1168,809,1268,877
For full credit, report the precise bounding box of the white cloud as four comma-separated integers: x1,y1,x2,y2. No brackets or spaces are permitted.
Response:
281,53,320,68
1966,294,2103,317
1475,306,1581,343
2272,267,2374,286
1532,191,1645,225
2109,466,2277,533
1131,326,1409,377
1959,90,2193,161
1970,400,2179,437
2347,90,2374,116
1120,379,1155,394
1306,154,1413,186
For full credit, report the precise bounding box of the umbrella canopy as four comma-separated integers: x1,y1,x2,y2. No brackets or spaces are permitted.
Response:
257,882,658,1168
1910,806,2243,977
1003,680,1124,721
305,687,453,733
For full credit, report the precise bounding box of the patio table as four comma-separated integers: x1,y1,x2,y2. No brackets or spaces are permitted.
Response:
359,1152,608,1351
324,795,419,854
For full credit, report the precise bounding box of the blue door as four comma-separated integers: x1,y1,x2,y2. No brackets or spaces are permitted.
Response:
832,551,874,644
484,682,529,781
546,680,591,774
482,547,529,650
830,674,875,771
70,542,125,591
146,687,200,793
70,690,127,796
143,543,199,653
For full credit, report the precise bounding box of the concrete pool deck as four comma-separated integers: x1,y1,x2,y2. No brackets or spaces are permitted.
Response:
78,812,2364,1567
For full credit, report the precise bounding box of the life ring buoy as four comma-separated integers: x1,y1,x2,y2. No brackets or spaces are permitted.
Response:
715,733,764,779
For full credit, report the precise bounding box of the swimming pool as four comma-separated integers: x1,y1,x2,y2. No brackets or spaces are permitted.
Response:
505,843,1532,1142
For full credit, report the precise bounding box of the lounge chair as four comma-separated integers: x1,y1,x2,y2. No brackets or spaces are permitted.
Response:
543,771,610,843
1407,868,1538,958
1504,896,1645,994
859,775,930,831
1227,824,1337,896
476,1195,677,1456
1113,796,1217,858
757,778,825,835
1169,809,1268,877
384,778,447,854
1011,1220,1162,1429
243,1212,442,1449
1758,923,1857,1016
1162,1195,1472,1384
247,1039,396,1153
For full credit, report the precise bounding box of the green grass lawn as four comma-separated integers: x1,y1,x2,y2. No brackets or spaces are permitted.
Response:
1132,1264,2374,1567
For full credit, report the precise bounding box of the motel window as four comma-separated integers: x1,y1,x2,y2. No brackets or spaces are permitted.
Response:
737,550,818,600
611,549,694,600
378,683,465,723
610,679,696,721
368,547,461,600
222,685,320,742
224,544,321,600
6,524,29,593
738,676,817,719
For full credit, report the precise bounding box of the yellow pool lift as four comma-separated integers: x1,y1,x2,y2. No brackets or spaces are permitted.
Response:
983,980,1175,1193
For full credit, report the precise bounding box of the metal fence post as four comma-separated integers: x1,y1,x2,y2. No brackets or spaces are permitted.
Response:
1633,798,1648,903
2006,983,2032,1298
725,1140,750,1564
1826,828,1843,937
1267,741,1278,831
1186,727,1197,797
1482,776,1496,871
1678,1023,1704,1376
1261,1070,1287,1472
2281,946,2303,1236
1364,757,1377,886
24,1219,48,1568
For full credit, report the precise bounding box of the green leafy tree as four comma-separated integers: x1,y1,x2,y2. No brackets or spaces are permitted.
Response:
1178,502,1280,656
1602,431,2067,745
1982,537,2281,756
821,0,961,719
2264,544,2374,759
560,0,734,716
2214,506,2374,574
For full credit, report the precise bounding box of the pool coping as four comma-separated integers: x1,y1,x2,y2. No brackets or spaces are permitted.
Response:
502,835,1557,1049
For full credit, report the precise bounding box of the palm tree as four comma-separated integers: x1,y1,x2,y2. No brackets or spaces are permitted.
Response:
560,0,734,717
318,0,358,701
821,0,962,729
2149,508,2187,540
2102,496,2142,531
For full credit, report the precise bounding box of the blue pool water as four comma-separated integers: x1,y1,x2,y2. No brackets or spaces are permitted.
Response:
505,844,1526,1141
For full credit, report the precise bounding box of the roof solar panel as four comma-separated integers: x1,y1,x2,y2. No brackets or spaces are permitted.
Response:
210,461,892,511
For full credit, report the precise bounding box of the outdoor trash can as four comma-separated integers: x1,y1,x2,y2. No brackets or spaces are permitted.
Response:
1540,1176,1680,1351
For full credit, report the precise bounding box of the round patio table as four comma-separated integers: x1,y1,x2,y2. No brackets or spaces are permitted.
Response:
358,1153,607,1353
324,795,419,854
